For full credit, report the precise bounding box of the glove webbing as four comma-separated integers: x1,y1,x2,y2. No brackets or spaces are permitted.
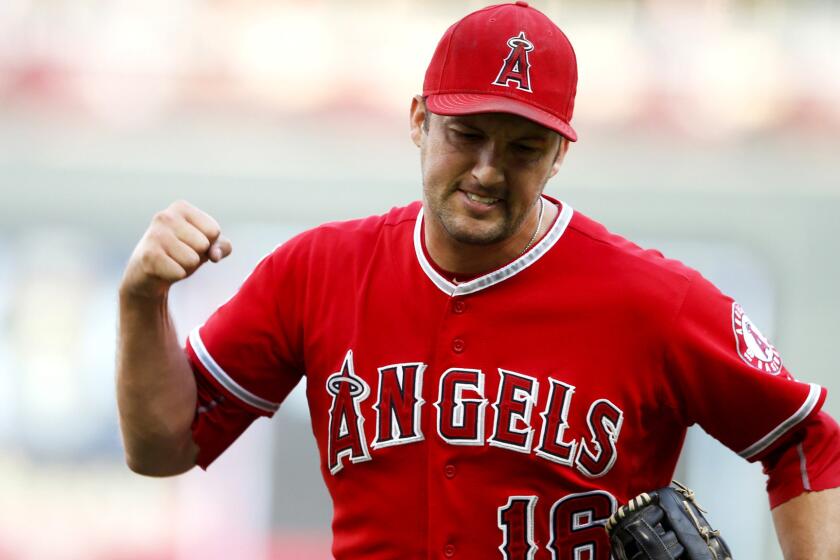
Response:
605,492,653,532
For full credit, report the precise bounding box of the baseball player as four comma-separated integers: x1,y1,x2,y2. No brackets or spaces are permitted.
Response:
116,2,840,559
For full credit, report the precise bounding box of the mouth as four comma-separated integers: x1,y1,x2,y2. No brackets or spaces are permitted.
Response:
465,191,500,205
459,189,503,210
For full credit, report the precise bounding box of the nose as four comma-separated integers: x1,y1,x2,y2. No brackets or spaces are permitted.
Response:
471,142,505,189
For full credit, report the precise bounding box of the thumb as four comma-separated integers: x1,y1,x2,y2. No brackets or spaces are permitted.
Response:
208,236,233,263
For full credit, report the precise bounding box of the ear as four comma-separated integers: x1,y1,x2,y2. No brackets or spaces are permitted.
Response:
548,137,570,178
409,95,427,147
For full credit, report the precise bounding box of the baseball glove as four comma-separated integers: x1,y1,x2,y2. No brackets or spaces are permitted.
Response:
605,481,732,560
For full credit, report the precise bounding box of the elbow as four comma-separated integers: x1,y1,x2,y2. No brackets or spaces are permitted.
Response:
125,454,156,476
123,439,198,477
125,453,195,477
125,457,185,478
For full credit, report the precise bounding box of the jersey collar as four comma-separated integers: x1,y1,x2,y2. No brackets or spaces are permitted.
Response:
414,196,574,297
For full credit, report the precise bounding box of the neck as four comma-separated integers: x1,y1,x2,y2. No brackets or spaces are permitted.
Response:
424,197,558,277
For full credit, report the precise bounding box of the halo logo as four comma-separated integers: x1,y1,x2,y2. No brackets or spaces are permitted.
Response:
732,302,783,374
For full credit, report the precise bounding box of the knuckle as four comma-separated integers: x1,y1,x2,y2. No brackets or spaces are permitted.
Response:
152,210,174,227
145,228,172,251
171,199,191,212
139,248,160,271
206,224,221,240
145,227,163,244
183,250,201,269
172,265,189,281
195,236,211,252
198,214,221,239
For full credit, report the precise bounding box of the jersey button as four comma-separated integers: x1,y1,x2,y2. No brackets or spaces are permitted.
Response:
444,464,457,478
444,544,456,557
452,300,466,314
452,338,465,353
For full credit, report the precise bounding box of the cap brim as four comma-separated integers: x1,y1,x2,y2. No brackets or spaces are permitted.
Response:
426,93,577,142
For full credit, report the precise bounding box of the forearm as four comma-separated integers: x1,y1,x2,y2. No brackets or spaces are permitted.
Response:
116,289,198,476
772,487,840,559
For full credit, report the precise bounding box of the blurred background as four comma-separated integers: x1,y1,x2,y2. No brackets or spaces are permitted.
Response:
0,0,838,558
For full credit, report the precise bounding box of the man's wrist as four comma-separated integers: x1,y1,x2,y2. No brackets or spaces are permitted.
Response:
119,281,170,306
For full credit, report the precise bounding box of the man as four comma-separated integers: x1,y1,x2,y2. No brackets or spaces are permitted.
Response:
117,2,840,558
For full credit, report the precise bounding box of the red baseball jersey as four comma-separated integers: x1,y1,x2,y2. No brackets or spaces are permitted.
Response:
186,197,829,559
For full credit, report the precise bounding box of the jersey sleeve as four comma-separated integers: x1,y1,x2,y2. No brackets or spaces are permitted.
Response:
664,271,826,463
185,236,309,468
761,410,840,508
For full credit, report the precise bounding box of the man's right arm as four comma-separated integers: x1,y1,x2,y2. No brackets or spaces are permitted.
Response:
116,200,232,477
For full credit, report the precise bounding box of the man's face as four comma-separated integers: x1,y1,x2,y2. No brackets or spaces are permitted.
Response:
410,97,566,247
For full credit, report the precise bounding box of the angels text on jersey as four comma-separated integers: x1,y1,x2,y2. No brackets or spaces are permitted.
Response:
325,349,625,477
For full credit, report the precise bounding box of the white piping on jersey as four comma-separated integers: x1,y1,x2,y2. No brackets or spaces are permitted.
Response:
414,197,574,297
737,383,822,460
189,327,281,414
797,443,812,491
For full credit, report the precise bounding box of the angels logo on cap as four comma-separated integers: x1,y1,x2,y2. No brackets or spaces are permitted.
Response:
492,31,534,92
732,302,783,374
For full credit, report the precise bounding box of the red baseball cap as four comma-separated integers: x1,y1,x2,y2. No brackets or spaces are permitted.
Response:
423,1,578,141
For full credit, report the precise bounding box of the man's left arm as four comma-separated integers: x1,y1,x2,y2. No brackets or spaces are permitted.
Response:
761,410,840,559
661,272,840,557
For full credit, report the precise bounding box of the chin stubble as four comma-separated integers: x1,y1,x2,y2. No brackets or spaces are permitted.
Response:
435,191,517,246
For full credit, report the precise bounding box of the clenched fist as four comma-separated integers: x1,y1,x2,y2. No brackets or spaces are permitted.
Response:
120,200,232,300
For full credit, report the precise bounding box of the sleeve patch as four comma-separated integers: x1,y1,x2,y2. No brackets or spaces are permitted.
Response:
731,302,783,374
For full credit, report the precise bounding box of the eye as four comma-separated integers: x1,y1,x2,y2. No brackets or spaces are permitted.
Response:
451,128,482,141
513,143,540,154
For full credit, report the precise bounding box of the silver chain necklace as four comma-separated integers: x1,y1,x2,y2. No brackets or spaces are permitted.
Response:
520,197,545,256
